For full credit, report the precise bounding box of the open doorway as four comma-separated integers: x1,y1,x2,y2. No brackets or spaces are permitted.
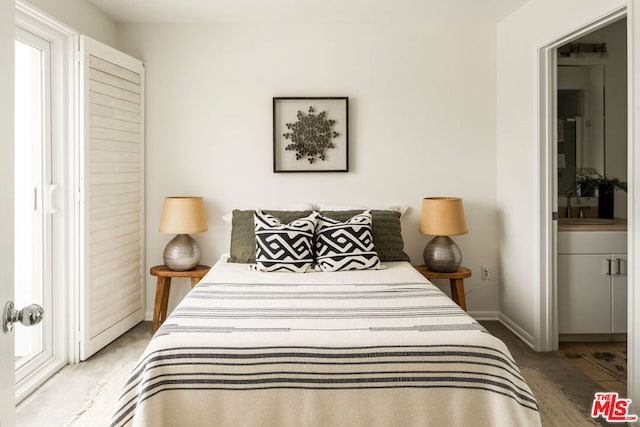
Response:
554,16,628,395
537,7,630,393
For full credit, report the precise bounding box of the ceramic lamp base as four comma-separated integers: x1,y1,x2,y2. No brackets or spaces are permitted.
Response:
423,235,462,273
163,234,200,271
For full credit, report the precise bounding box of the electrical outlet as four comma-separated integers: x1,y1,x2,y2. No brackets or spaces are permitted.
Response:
481,265,491,280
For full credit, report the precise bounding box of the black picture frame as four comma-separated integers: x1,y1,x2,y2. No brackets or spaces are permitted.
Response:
273,97,349,173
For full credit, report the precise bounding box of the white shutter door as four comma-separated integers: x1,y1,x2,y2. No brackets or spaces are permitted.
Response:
79,36,145,360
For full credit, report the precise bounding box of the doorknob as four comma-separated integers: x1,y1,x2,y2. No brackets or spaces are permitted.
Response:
2,301,44,334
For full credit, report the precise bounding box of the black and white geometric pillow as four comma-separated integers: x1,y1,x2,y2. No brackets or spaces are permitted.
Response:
253,210,318,273
314,210,382,272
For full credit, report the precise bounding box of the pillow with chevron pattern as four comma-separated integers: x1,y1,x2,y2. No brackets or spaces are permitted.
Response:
319,210,410,262
314,210,382,272
229,209,314,263
253,210,318,273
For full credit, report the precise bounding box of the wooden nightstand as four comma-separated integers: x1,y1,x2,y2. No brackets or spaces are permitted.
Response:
150,264,211,333
414,265,471,311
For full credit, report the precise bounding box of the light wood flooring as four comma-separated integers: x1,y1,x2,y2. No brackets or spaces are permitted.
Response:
559,341,627,396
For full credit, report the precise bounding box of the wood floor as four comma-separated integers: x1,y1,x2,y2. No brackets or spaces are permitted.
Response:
15,320,616,426
559,341,627,396
481,321,615,426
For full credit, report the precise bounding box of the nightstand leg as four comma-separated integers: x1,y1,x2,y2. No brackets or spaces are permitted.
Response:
450,278,467,311
152,277,163,334
160,277,172,324
190,277,200,288
152,276,171,334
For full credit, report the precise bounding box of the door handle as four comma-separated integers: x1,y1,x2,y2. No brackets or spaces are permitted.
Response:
2,301,44,334
606,258,612,276
616,258,622,275
48,184,57,214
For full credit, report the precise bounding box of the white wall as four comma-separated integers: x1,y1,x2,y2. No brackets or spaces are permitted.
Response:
497,0,625,341
497,0,640,414
117,21,502,316
22,0,117,45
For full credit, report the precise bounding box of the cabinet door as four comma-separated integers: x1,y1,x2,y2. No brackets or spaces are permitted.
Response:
611,254,627,333
558,254,611,334
79,36,145,360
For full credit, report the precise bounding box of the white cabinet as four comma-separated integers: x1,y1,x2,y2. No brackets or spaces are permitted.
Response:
557,232,627,335
611,254,627,333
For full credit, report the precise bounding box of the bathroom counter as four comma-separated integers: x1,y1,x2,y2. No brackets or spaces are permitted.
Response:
558,217,627,232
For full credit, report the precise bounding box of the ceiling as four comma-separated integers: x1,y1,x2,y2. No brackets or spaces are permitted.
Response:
87,0,531,24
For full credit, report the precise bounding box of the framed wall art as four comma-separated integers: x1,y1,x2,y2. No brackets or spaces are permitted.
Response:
273,97,349,173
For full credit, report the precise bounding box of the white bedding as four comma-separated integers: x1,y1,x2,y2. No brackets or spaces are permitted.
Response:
112,257,541,426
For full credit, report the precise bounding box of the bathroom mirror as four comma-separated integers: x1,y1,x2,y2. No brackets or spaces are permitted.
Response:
557,64,605,196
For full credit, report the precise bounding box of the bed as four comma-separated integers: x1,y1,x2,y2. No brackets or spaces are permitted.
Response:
111,209,541,426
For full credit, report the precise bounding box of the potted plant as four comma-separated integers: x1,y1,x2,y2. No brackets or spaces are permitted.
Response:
575,167,627,218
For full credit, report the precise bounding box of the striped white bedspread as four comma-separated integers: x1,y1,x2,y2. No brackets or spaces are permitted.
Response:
112,257,540,426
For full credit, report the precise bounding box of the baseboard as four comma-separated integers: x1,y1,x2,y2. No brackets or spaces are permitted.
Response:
498,312,535,349
467,311,500,321
145,311,153,322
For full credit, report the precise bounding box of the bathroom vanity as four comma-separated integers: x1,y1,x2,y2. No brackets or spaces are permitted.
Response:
557,218,627,337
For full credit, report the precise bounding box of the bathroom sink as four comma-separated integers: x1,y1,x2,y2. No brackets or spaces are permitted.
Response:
560,218,615,225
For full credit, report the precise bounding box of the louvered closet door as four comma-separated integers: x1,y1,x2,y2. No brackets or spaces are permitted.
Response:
79,36,145,360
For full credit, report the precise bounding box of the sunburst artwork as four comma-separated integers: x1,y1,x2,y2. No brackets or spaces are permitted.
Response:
273,97,348,173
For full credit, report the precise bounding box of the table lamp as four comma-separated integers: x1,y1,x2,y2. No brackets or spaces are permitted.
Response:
419,197,468,273
159,196,208,271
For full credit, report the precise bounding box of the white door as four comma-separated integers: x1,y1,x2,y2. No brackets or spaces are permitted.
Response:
0,254,16,424
0,189,16,424
0,283,16,423
13,27,56,400
79,36,145,360
12,6,73,400
0,2,16,422
611,254,627,333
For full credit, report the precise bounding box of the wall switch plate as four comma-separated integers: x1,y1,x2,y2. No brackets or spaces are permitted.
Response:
481,265,491,280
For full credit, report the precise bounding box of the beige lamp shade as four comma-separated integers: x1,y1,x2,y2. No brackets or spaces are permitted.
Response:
419,197,468,236
159,196,208,234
